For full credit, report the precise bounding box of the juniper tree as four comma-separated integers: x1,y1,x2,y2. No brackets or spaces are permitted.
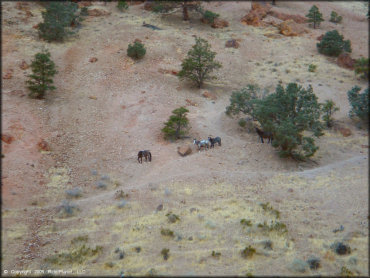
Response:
321,100,339,128
354,58,369,80
347,86,369,123
38,1,81,42
178,37,222,88
162,107,190,140
329,11,342,23
317,30,351,57
26,49,57,99
306,5,324,29
226,83,324,160
127,41,146,59
151,1,203,21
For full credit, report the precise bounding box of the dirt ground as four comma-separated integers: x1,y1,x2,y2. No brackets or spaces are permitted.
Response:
2,1,368,276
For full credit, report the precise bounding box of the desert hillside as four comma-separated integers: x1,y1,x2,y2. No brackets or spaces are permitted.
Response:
1,1,369,276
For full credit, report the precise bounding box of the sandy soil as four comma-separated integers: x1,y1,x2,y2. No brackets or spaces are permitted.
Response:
2,1,368,276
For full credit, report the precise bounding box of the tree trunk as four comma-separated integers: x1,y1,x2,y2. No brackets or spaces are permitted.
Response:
182,2,189,21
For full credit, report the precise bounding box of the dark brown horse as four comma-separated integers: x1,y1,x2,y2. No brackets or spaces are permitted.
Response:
138,150,152,163
255,127,273,144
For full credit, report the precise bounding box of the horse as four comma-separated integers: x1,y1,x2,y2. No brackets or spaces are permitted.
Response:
255,127,273,144
137,150,152,163
193,138,209,151
208,136,222,148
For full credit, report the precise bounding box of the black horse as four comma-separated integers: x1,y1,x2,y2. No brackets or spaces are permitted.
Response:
255,127,273,144
208,136,222,148
138,150,152,163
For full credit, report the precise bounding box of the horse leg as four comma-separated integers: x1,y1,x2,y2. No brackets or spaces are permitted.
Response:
260,136,264,143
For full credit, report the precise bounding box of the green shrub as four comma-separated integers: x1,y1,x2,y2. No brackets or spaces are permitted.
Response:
80,7,88,17
347,86,369,123
127,41,146,59
161,248,170,260
117,0,128,11
241,245,256,258
238,118,247,127
317,30,352,57
26,49,57,99
178,36,222,88
354,57,369,80
329,11,343,23
240,219,252,227
162,107,189,140
38,2,81,42
160,228,174,237
306,5,324,29
308,64,317,72
211,251,221,258
321,99,339,128
203,10,219,24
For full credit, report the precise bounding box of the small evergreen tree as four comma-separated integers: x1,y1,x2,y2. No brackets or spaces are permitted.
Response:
117,0,128,11
347,86,369,123
306,5,324,29
317,30,351,57
178,37,222,88
321,100,339,128
329,11,343,23
162,107,190,140
38,1,81,42
127,41,146,59
203,10,219,24
26,49,57,99
354,57,369,80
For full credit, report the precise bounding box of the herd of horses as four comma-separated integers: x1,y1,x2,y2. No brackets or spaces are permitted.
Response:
137,128,273,163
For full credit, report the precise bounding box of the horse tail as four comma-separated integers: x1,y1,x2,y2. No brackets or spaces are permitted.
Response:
148,152,152,162
219,137,222,146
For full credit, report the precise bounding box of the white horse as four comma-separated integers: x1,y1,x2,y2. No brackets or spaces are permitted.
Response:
193,138,210,151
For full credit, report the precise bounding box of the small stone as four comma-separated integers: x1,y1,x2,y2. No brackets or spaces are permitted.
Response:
91,169,98,175
156,204,163,211
101,175,110,181
135,246,141,253
177,145,192,156
19,60,29,70
188,236,193,241
1,134,14,144
225,39,240,48
38,139,51,151
89,57,98,63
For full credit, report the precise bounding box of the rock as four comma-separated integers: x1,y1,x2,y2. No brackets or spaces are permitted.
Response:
38,139,50,151
338,127,352,137
289,258,309,273
333,225,344,233
225,39,240,48
77,1,92,8
306,256,321,270
19,60,29,70
1,134,14,144
279,20,307,36
3,70,13,79
211,18,229,28
177,145,192,156
185,99,197,107
317,34,324,41
337,53,355,70
89,57,98,63
134,38,142,43
268,11,307,23
156,204,163,211
87,8,111,16
88,96,97,100
241,2,272,26
202,91,217,100
331,241,351,255
33,23,39,29
143,1,154,11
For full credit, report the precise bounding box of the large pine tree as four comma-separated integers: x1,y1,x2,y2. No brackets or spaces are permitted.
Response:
26,49,57,99
306,5,324,29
